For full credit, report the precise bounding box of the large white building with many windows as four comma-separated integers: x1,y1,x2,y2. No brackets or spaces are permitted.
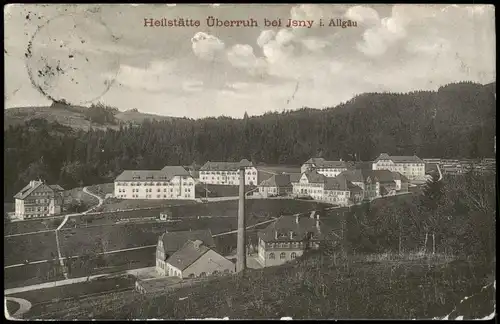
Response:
291,170,364,206
199,159,259,186
300,157,350,176
114,166,195,200
372,153,425,181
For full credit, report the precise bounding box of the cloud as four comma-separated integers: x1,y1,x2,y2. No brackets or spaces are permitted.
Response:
256,30,275,47
226,44,268,77
182,80,204,92
5,4,496,118
191,32,225,61
113,61,184,93
275,29,295,46
355,4,494,58
226,44,256,68
290,4,326,24
344,6,380,27
301,37,330,52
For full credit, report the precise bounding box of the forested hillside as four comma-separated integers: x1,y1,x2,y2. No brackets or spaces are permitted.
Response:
3,81,495,201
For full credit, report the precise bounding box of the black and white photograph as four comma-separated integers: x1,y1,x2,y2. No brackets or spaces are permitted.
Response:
4,3,496,320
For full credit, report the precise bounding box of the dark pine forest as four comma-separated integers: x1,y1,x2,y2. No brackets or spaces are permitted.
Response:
4,81,496,201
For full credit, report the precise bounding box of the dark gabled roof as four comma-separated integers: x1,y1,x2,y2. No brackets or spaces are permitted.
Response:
339,169,371,183
200,159,253,171
304,157,326,165
159,229,215,256
160,166,190,178
304,157,349,169
371,170,410,183
14,182,42,199
353,161,373,170
324,174,363,192
115,169,192,182
289,173,302,183
166,240,211,271
370,170,398,183
374,153,424,163
397,173,410,183
14,181,62,200
258,215,330,242
303,170,326,183
49,184,65,191
339,169,408,184
258,174,292,187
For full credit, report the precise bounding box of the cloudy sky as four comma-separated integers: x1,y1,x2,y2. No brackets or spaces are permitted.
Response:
4,4,496,118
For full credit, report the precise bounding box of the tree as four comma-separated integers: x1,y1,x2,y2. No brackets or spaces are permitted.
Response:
3,81,496,202
4,212,11,226
419,173,449,254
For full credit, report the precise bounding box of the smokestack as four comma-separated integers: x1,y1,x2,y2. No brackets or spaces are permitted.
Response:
237,167,247,273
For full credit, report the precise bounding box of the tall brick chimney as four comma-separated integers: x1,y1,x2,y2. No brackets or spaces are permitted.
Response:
236,166,247,273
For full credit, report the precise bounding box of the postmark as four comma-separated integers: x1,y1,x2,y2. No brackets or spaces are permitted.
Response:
25,11,120,106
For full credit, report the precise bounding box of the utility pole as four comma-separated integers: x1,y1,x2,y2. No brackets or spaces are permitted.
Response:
237,166,247,273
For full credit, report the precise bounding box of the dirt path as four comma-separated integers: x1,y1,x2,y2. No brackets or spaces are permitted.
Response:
5,296,32,318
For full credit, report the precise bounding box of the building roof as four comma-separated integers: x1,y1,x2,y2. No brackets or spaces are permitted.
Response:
324,174,363,192
339,169,408,184
115,169,191,182
303,157,350,169
258,215,330,243
303,170,327,183
48,184,65,191
160,166,190,177
374,153,424,163
159,229,215,257
14,181,62,200
166,240,212,271
339,169,371,183
353,161,373,170
289,173,302,183
200,159,253,171
258,174,292,187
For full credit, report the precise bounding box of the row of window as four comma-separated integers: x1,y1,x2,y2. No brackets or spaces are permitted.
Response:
123,188,192,193
267,241,304,248
122,193,192,199
201,179,256,185
298,182,323,187
25,206,49,212
31,192,52,196
269,252,297,260
23,213,48,218
201,171,257,175
116,181,193,186
25,198,51,204
200,176,256,181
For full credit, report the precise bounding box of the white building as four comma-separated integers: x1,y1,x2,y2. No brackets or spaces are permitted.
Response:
13,180,64,220
301,158,350,176
199,159,258,186
291,170,363,206
257,173,300,198
114,166,195,200
257,214,332,267
164,240,235,279
156,229,215,276
292,170,327,200
372,153,425,181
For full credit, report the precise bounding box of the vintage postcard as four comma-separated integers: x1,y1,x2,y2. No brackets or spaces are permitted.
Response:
4,3,496,320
